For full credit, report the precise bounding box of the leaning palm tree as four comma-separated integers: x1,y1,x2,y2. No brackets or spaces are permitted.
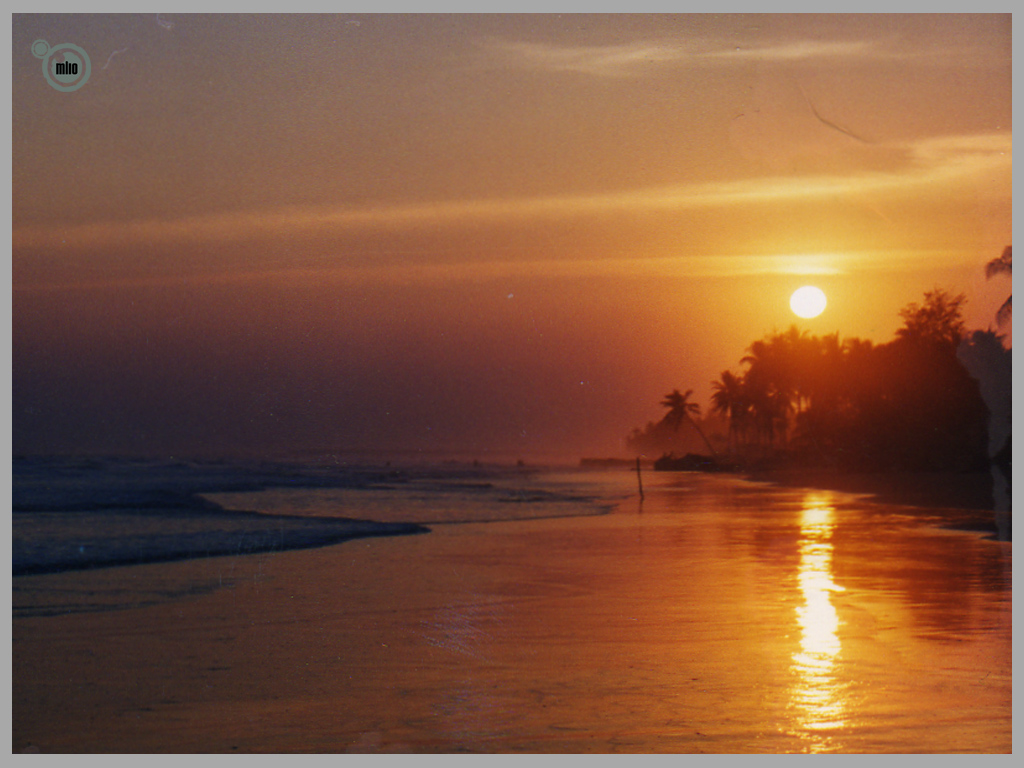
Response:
985,245,1012,327
660,389,718,457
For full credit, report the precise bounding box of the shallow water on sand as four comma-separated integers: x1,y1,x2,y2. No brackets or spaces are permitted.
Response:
12,471,1011,753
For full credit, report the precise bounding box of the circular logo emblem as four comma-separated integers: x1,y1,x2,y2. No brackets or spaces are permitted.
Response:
32,40,91,92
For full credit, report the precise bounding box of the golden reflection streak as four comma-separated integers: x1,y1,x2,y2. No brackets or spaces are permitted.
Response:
789,494,848,751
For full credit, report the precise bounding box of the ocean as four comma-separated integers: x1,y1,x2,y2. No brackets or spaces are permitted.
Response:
12,454,630,578
12,455,1012,752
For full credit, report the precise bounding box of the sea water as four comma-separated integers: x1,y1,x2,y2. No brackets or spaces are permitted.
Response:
12,457,1012,752
12,455,630,577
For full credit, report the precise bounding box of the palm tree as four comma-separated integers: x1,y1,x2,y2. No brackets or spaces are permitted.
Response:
711,371,749,453
660,389,717,457
985,245,1012,327
743,375,790,453
741,335,796,450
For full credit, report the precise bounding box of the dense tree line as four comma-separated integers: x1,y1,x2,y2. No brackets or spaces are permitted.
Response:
633,287,1009,473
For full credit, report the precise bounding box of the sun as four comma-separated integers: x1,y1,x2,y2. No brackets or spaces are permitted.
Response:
790,286,827,319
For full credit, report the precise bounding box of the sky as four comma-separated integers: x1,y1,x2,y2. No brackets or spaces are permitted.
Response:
11,13,1013,461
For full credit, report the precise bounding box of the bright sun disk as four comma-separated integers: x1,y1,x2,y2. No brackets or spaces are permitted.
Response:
791,286,827,318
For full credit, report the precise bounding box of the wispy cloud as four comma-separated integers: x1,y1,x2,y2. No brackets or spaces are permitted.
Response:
480,39,692,78
13,246,976,295
703,39,880,62
480,37,893,78
478,30,1005,79
906,133,1013,180
13,131,1010,254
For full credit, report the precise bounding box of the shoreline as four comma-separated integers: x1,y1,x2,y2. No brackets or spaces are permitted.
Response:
13,472,1011,752
12,509,429,577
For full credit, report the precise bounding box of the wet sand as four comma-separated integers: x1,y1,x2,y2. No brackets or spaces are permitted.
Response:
12,475,1012,753
746,469,1007,534
746,469,996,511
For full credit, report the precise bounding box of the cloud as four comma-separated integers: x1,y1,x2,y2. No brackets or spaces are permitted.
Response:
703,39,880,63
479,36,897,78
906,133,1013,179
479,28,1007,79
479,39,692,78
13,245,976,295
13,131,1010,255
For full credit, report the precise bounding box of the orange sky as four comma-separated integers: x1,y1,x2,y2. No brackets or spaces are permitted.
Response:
12,13,1012,460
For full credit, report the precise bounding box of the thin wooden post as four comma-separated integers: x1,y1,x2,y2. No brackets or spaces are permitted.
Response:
636,457,644,502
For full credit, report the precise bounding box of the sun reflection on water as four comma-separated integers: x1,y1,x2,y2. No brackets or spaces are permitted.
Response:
790,494,848,750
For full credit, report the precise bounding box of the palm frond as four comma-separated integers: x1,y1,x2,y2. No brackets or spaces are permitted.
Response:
985,245,1012,279
996,295,1012,327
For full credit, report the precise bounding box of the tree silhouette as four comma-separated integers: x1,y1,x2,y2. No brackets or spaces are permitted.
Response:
985,245,1012,328
660,389,717,457
711,370,750,453
741,335,795,450
895,288,967,349
632,290,990,474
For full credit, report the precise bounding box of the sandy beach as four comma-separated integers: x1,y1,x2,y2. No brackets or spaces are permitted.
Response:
12,472,1011,753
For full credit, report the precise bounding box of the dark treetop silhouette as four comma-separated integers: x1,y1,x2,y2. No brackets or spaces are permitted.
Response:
633,287,996,476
